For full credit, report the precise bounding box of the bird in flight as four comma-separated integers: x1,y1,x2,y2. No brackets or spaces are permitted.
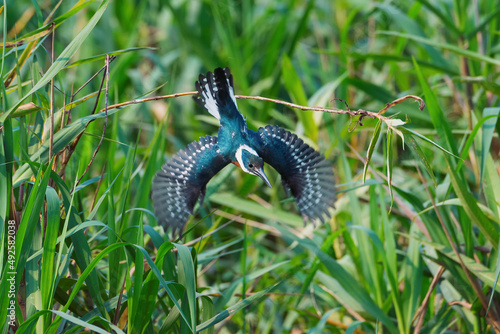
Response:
152,68,336,236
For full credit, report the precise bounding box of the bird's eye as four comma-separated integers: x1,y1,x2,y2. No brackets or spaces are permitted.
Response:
248,163,254,168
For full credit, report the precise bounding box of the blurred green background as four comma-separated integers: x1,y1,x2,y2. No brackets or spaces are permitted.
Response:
1,0,500,333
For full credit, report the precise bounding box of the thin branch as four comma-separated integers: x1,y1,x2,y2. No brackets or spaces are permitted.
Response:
89,162,107,213
378,95,425,115
113,274,127,326
319,284,366,322
233,292,306,297
302,311,369,334
49,28,55,164
99,91,199,113
76,55,111,187
198,258,217,276
413,266,445,333
182,218,236,247
59,85,73,181
59,58,110,176
345,142,432,240
72,56,116,98
99,92,423,132
59,56,117,178
237,94,379,123
449,300,472,309
415,164,500,331
213,209,281,236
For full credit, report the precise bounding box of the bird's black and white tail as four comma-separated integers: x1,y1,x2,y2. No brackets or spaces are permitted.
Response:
193,67,239,120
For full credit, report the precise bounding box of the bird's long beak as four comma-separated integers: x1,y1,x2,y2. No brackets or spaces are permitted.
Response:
253,167,272,188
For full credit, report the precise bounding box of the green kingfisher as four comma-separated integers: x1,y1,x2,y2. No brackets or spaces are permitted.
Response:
152,68,336,236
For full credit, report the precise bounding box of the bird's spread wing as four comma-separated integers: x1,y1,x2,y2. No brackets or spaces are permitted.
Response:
152,135,230,236
255,125,336,225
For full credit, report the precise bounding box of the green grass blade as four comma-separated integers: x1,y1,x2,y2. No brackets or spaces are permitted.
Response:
133,262,161,333
25,221,111,263
415,236,500,293
484,155,500,224
64,47,158,69
276,225,398,333
240,223,247,330
0,116,11,261
129,113,167,229
9,102,43,118
14,159,53,289
413,198,498,224
56,91,100,114
363,119,382,182
50,310,110,334
144,242,192,331
465,7,500,39
479,108,499,188
54,170,110,322
286,0,315,57
401,127,460,157
196,281,281,332
45,242,129,332
214,261,289,312
209,192,303,227
10,0,100,42
315,51,460,75
414,0,461,35
0,157,53,328
487,237,500,317
12,108,120,186
129,211,145,333
40,187,61,330
199,296,215,334
345,321,365,334
381,31,500,66
386,128,394,209
309,308,338,334
346,77,395,103
401,225,423,333
413,58,459,157
295,231,345,308
197,237,243,263
0,0,110,123
456,114,499,173
446,156,499,248
175,243,197,332
376,3,449,69
403,129,437,186
281,54,318,141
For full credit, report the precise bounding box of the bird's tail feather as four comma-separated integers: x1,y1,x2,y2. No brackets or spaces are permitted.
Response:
194,67,238,120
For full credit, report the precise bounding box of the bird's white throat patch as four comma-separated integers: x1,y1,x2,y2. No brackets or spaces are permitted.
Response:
235,145,258,173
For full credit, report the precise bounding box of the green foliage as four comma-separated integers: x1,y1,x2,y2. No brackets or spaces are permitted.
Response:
1,0,500,333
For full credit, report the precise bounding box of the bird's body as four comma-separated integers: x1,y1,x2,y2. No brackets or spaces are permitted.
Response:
152,68,336,236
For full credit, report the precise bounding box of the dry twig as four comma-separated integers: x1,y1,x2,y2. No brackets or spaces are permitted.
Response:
99,92,424,132
75,54,112,186
413,266,446,333
49,28,55,165
416,164,500,331
58,56,116,178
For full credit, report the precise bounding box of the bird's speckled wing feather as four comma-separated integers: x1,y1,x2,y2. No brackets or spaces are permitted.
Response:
255,125,336,225
152,135,230,236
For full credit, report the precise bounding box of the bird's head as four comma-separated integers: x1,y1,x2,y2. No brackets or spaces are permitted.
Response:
235,145,272,188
